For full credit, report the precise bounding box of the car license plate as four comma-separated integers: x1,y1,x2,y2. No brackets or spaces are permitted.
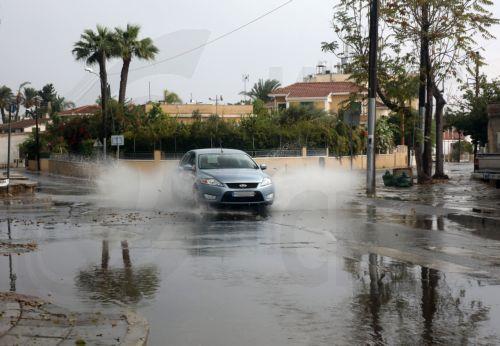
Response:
233,191,255,197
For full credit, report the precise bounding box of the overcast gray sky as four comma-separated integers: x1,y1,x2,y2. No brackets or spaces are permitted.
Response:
1,0,499,106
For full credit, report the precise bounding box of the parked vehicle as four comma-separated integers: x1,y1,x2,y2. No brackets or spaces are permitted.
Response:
173,148,275,206
473,153,500,188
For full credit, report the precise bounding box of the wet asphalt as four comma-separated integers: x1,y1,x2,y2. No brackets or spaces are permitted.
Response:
1,163,500,345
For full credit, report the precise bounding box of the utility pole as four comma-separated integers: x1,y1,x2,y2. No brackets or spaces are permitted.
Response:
34,103,40,171
417,2,429,181
242,74,249,103
209,95,223,115
366,0,379,196
6,105,13,188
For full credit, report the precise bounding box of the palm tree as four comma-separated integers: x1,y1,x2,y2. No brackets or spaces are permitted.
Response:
14,82,30,121
0,85,13,124
114,24,159,105
240,79,281,103
23,87,40,117
52,96,76,113
164,89,182,104
73,25,115,141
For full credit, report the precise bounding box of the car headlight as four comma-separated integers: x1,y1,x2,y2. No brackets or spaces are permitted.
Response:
260,177,272,187
199,177,224,187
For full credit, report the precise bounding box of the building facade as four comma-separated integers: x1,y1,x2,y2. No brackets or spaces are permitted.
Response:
268,79,390,123
145,103,253,123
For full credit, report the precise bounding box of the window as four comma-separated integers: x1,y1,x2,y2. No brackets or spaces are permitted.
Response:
187,152,196,166
179,151,194,166
198,153,258,170
300,102,314,109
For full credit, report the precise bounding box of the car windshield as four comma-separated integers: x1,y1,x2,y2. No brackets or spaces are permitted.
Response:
199,153,258,170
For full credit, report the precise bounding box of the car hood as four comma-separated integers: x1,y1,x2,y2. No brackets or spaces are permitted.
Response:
199,169,266,184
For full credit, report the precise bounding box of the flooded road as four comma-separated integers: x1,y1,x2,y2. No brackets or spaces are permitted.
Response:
2,163,500,345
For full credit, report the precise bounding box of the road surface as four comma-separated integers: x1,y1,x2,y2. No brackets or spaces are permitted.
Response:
1,163,500,345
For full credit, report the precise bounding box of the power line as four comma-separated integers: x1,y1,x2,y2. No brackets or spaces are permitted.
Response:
112,0,294,75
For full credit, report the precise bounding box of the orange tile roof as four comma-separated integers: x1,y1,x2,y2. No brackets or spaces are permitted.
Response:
270,82,365,98
58,105,100,116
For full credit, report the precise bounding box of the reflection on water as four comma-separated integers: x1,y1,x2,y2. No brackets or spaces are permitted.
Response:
6,219,16,292
421,267,439,344
75,240,160,304
346,254,491,344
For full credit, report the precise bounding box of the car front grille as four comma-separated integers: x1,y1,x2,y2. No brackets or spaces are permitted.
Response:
226,183,259,189
221,191,264,203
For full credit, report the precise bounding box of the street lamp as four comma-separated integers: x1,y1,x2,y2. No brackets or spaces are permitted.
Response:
85,66,108,159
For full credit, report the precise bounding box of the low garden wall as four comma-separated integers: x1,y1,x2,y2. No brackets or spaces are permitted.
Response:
28,146,409,179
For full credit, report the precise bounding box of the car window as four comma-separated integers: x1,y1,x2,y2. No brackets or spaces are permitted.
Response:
187,153,196,166
199,153,258,170
179,152,190,166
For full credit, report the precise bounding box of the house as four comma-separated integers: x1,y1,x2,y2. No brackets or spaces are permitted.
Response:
0,118,49,167
145,103,253,123
0,118,48,134
57,105,100,118
268,71,390,123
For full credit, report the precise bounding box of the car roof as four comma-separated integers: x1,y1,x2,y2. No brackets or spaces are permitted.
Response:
190,148,248,155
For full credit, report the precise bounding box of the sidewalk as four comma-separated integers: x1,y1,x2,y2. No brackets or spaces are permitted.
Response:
0,292,148,346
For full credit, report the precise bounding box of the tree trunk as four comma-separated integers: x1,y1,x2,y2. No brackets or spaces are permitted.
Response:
98,56,108,143
432,82,448,179
0,108,6,124
119,58,131,106
401,111,405,146
15,101,20,122
420,1,433,183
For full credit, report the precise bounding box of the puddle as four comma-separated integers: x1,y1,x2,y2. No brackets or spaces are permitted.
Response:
1,213,500,345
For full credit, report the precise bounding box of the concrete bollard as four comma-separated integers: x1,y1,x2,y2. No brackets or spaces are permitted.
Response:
154,150,161,163
302,147,307,157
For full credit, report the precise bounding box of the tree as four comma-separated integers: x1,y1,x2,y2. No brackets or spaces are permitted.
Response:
321,0,419,159
22,87,40,116
240,79,281,103
73,25,115,141
13,82,30,121
376,117,397,154
0,85,13,124
385,0,498,180
323,0,498,183
38,84,57,112
446,79,500,156
52,96,76,113
164,89,182,104
114,24,159,106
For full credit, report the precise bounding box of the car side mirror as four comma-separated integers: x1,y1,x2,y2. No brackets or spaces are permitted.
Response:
183,164,195,172
260,164,267,171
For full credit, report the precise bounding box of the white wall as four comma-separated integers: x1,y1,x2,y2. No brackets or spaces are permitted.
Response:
0,133,29,165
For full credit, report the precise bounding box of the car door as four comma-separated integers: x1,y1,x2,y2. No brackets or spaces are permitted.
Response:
177,151,197,199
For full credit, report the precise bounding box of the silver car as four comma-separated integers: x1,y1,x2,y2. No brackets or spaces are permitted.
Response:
173,149,274,206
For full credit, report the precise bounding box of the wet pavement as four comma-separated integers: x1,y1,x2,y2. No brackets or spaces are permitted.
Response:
1,163,500,345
